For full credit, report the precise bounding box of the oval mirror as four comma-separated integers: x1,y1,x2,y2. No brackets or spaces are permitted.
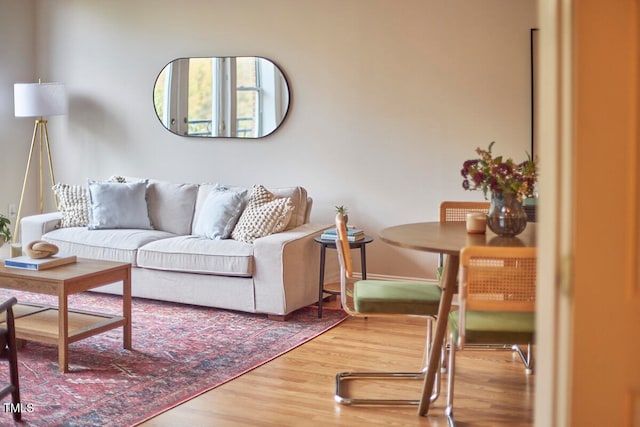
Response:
153,56,290,138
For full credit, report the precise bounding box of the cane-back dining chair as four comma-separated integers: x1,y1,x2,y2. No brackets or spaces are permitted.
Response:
439,200,490,223
445,246,536,421
437,201,490,372
437,201,490,278
333,213,443,406
0,297,21,421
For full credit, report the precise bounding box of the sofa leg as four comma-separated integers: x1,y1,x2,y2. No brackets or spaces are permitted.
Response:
267,313,291,321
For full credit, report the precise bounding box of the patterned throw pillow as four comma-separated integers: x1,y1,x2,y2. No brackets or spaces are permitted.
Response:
52,183,90,228
231,185,294,243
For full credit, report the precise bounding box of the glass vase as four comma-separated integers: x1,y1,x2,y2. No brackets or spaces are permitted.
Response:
486,192,528,237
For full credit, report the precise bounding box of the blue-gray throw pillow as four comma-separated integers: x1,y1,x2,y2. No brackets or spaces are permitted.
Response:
193,187,248,239
88,180,152,230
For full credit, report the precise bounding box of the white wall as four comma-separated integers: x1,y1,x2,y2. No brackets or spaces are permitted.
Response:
5,0,536,279
0,0,37,229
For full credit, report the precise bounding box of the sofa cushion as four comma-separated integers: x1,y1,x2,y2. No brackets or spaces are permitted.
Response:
194,184,308,231
146,179,199,235
43,227,175,265
88,180,152,230
137,235,254,276
231,185,294,243
52,183,90,228
270,186,308,230
193,186,248,239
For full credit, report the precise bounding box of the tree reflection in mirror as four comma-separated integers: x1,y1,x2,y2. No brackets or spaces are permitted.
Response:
153,56,290,138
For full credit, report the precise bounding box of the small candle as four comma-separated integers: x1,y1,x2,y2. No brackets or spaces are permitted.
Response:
10,243,22,258
466,212,487,234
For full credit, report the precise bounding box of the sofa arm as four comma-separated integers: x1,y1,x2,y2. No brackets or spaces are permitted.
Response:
20,212,61,245
253,223,336,315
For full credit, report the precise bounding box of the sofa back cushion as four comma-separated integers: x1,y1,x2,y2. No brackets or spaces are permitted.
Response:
146,179,199,235
269,186,309,230
194,184,309,234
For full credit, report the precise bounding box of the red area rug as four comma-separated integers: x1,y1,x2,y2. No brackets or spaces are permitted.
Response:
0,290,347,426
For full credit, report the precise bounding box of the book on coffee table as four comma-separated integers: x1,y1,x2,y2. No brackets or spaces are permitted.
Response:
4,254,77,271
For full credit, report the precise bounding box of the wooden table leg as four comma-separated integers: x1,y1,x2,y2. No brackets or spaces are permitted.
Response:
58,291,69,373
418,254,459,416
122,267,132,349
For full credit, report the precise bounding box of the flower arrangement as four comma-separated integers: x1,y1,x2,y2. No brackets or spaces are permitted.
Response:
461,141,537,201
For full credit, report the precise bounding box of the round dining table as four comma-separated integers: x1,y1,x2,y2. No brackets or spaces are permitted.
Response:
379,221,536,416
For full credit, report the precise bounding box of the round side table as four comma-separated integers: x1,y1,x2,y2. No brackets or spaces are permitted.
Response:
314,235,374,318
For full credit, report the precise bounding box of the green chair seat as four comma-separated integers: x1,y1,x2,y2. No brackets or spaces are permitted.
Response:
354,280,442,315
448,310,535,345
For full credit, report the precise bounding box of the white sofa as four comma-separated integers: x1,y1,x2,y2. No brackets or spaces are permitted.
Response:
20,179,335,320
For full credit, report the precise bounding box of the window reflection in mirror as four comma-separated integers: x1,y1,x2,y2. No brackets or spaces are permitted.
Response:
153,57,290,138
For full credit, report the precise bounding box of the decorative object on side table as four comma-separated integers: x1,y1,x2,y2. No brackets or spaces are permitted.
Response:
461,141,538,237
0,215,11,248
335,205,348,226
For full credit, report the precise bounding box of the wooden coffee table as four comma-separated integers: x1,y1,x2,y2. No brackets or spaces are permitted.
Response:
0,258,132,372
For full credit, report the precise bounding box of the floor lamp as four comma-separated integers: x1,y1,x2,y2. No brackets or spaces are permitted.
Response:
13,81,68,249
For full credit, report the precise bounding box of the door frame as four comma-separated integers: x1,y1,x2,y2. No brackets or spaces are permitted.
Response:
535,0,573,425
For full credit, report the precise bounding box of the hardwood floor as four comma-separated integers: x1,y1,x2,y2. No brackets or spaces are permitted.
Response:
140,298,533,427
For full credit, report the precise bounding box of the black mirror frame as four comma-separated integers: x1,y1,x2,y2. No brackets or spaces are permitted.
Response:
153,56,291,139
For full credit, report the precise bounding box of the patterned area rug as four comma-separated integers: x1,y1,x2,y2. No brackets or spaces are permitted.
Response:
0,289,347,426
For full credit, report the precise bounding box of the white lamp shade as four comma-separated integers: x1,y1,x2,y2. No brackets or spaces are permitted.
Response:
14,82,68,117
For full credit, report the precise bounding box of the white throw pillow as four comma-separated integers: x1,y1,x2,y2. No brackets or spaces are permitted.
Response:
193,187,248,239
52,183,90,228
231,184,294,243
88,180,152,230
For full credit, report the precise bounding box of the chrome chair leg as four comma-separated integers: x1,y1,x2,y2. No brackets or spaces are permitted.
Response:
445,338,534,423
445,332,455,419
441,342,533,374
512,343,534,374
334,317,441,405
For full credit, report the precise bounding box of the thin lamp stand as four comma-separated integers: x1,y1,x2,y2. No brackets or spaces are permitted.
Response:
14,118,58,243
